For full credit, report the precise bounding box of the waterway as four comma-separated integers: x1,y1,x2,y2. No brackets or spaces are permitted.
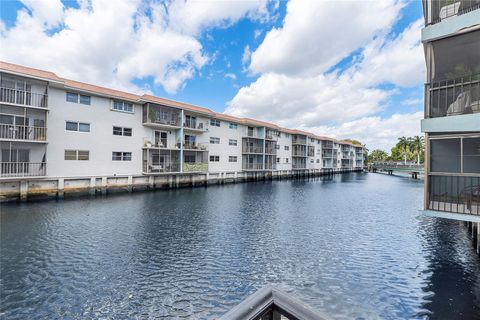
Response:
1,172,479,319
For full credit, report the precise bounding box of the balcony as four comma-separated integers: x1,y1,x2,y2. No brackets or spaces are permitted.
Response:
0,124,47,142
183,143,208,151
322,150,333,158
426,0,480,26
0,87,48,109
243,163,264,170
183,120,207,133
292,163,307,169
322,141,333,149
428,175,480,216
265,130,278,141
0,162,46,178
427,74,480,118
292,135,307,145
142,149,180,174
143,104,181,129
244,127,264,139
242,145,264,154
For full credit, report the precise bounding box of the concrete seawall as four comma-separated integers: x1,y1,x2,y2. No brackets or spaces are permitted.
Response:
0,168,361,202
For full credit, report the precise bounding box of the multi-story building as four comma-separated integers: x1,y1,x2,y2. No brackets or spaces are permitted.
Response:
421,0,480,221
0,61,364,180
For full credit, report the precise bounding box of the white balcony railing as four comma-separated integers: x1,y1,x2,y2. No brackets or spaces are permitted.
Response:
0,124,47,141
0,162,46,177
243,163,264,170
0,87,48,108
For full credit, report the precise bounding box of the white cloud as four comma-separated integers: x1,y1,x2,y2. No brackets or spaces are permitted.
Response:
0,0,269,94
225,73,236,80
402,98,423,106
311,112,424,152
227,0,425,150
241,45,251,66
249,0,405,76
254,29,262,39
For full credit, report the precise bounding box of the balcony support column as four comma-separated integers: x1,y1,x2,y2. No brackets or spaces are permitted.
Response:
20,180,28,201
89,177,96,195
57,178,64,199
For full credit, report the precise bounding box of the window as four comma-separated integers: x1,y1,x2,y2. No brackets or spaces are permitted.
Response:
277,157,280,163
209,155,220,162
229,122,237,129
210,137,220,144
229,139,237,146
210,119,221,127
66,92,91,105
285,158,289,163
113,126,132,136
112,152,132,161
79,95,91,105
316,159,320,163
64,150,89,160
310,138,315,142
310,159,314,163
66,92,78,103
66,121,90,132
113,100,134,113
229,156,237,162
284,146,290,151
184,155,196,163
275,144,280,150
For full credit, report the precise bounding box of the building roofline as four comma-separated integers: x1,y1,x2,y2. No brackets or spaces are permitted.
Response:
0,60,361,147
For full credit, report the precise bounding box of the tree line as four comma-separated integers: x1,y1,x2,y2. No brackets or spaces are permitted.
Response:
368,136,425,165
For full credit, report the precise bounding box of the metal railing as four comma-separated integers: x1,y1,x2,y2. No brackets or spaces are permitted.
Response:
322,142,333,149
183,143,208,151
428,175,480,215
184,121,205,131
245,129,263,139
292,163,306,169
0,87,48,108
0,124,47,141
243,163,264,170
0,162,46,177
427,0,480,25
243,146,264,154
265,148,276,155
427,74,480,118
220,286,328,320
292,137,307,145
143,162,180,173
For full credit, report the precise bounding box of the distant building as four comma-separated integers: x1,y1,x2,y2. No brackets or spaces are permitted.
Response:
0,61,363,180
421,0,480,220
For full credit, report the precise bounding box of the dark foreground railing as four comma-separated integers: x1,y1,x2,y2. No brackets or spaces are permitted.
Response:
220,286,329,320
428,175,480,216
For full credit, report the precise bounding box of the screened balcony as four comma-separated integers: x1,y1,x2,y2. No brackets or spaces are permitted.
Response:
242,154,264,170
264,155,276,170
0,73,48,109
426,30,480,117
183,114,207,132
244,126,264,139
265,141,277,155
427,136,480,216
292,135,307,145
242,138,264,154
322,150,333,158
265,129,279,141
142,149,180,174
292,145,306,157
143,103,181,129
183,151,208,172
322,141,333,149
292,157,307,170
0,142,47,177
425,0,480,25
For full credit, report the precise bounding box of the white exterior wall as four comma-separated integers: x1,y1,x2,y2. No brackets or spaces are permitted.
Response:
206,120,243,172
276,132,292,170
47,87,148,177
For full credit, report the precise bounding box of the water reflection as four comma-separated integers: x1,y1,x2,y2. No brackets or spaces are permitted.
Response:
0,173,479,319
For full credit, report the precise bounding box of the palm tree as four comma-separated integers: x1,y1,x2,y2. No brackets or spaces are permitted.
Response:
410,135,425,165
397,136,410,165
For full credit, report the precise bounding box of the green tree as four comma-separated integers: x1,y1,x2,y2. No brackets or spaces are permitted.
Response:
369,149,388,162
397,136,410,164
410,135,425,164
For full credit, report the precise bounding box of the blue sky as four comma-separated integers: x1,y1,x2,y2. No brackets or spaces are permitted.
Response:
0,0,425,151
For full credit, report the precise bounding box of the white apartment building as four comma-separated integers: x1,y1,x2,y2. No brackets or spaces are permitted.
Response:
0,61,364,180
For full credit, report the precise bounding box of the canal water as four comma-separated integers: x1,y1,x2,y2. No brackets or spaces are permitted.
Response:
1,173,479,319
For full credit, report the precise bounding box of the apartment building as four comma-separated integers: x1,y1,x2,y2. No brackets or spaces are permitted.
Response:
421,0,480,220
0,61,364,180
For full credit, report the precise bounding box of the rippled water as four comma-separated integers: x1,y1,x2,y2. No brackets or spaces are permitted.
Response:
1,173,479,319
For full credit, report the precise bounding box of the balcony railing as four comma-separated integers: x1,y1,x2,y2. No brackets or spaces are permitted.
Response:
427,0,480,26
292,137,307,145
183,143,208,151
183,121,206,131
427,74,480,118
322,141,333,148
428,175,480,216
245,129,263,139
243,163,264,170
0,162,46,177
243,146,264,154
292,163,307,169
0,87,48,108
143,162,180,173
0,124,47,142
143,104,181,127
322,151,333,158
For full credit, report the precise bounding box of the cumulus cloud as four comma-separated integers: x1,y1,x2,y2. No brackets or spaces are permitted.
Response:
226,0,425,150
311,112,424,152
0,0,269,94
